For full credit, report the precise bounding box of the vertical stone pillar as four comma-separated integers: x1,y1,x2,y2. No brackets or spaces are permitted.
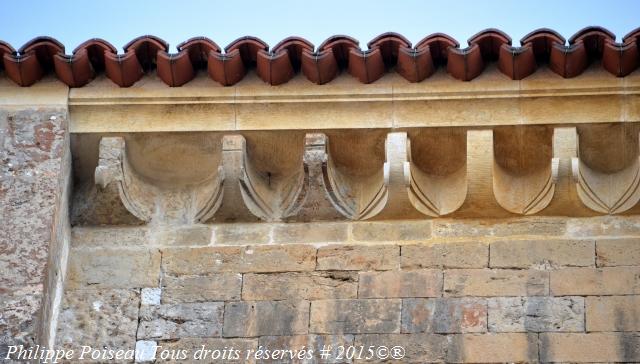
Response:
0,81,70,356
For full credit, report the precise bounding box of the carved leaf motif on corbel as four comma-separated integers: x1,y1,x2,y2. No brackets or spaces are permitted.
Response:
94,137,155,222
572,125,640,214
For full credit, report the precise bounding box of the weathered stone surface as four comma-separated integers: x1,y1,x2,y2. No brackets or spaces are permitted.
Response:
596,238,640,267
273,222,348,243
163,245,316,274
55,289,139,355
156,338,258,363
258,335,354,364
223,301,310,337
586,296,640,331
71,226,150,248
1,108,68,352
66,248,161,289
401,242,487,269
162,273,242,303
401,298,487,333
243,272,357,300
488,297,584,332
444,269,549,296
490,239,595,269
153,225,212,246
567,216,640,237
354,334,447,363
310,299,401,334
540,333,640,363
213,223,270,245
351,221,432,242
316,245,398,271
138,302,224,340
433,218,566,238
447,333,538,363
550,267,640,295
358,270,442,298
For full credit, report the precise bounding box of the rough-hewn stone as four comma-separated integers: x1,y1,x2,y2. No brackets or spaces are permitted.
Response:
488,297,584,332
316,245,398,271
596,238,640,267
162,245,316,274
586,296,640,331
138,302,224,340
243,272,357,300
66,248,161,289
162,273,242,303
156,338,258,363
351,221,431,242
567,216,640,237
358,270,442,298
354,334,447,363
258,335,353,364
55,289,139,354
490,239,595,269
447,333,538,363
401,298,487,333
540,333,640,362
223,301,310,337
444,269,549,296
550,267,640,295
401,242,488,269
310,299,401,334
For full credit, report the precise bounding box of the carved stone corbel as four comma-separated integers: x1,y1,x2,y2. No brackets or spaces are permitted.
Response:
94,136,224,224
406,128,468,217
572,124,640,214
215,134,306,222
492,126,556,215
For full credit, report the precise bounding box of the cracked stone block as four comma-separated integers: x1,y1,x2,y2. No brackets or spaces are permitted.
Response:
162,273,242,303
402,298,487,333
242,271,357,300
138,302,224,340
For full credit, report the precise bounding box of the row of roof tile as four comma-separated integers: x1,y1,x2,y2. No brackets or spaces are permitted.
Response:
0,26,638,88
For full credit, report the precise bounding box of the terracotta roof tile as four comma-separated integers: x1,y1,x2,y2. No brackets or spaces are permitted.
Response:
1,27,638,88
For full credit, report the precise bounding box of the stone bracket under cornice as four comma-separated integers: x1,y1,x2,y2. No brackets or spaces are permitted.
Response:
75,123,640,225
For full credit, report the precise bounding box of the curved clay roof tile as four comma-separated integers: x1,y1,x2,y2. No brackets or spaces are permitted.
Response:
569,26,615,44
415,33,459,64
208,48,245,86
3,51,44,86
447,44,484,81
396,46,434,82
104,51,143,87
123,35,168,71
256,49,295,85
623,27,640,43
73,38,117,72
367,32,411,49
272,37,314,72
368,32,413,68
602,39,639,77
468,28,512,61
549,41,588,78
177,37,221,67
348,48,384,83
498,44,536,80
157,51,195,87
53,48,94,87
301,48,338,85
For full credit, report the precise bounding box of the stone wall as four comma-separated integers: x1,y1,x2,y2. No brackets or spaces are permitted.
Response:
0,107,71,358
57,216,640,363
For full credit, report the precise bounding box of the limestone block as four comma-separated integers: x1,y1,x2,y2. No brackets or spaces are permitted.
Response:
596,238,640,267
242,272,357,300
488,297,584,332
447,333,538,363
223,301,310,337
71,226,150,248
354,334,447,363
213,223,271,245
351,221,432,242
66,248,160,289
358,270,442,298
316,245,399,271
272,223,349,244
258,335,354,364
490,239,595,269
586,296,640,331
310,299,401,334
401,298,487,334
162,273,242,303
162,245,316,274
433,218,566,238
550,267,640,295
152,225,213,246
138,302,224,340
540,333,640,363
444,269,549,297
401,242,488,269
567,216,640,237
